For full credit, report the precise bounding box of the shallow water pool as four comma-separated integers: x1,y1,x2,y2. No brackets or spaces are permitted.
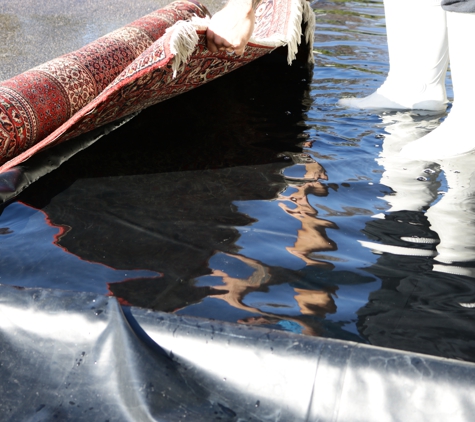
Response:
2,0,475,363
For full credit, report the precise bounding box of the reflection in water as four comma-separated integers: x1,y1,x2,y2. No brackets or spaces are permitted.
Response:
207,253,337,336
16,48,355,340
0,202,160,292
362,111,475,268
428,153,475,271
196,159,341,336
376,112,442,213
358,111,475,362
2,1,384,344
278,161,338,269
4,0,475,362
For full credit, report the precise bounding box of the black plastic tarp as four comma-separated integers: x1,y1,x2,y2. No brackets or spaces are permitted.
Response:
1,283,475,421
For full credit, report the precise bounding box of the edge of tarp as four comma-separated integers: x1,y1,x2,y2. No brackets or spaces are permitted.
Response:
0,113,138,205
1,283,474,421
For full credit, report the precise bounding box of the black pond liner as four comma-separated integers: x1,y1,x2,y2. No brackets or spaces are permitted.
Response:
0,113,138,204
1,32,475,422
1,283,475,421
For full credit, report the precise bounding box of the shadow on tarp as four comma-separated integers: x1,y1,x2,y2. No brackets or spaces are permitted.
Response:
0,51,317,291
2,52,377,342
0,113,138,204
0,45,309,205
1,283,474,422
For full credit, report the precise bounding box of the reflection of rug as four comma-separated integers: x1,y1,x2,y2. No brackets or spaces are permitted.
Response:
0,0,314,173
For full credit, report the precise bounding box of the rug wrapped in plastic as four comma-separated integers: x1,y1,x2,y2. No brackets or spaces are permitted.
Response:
0,0,315,176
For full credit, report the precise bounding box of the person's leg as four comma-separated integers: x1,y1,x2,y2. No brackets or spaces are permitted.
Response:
400,11,475,159
339,0,449,111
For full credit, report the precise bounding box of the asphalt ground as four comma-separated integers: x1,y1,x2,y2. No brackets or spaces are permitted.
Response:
0,0,223,81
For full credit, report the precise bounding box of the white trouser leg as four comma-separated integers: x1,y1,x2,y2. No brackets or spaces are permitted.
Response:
400,11,475,160
339,0,449,111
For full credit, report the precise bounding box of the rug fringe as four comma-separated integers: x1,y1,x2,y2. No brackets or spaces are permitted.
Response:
304,0,316,64
280,0,315,64
167,20,199,77
168,0,315,78
249,0,315,65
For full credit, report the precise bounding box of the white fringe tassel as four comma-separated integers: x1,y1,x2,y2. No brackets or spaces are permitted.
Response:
166,0,315,78
304,0,316,64
167,20,200,77
281,0,316,64
249,0,316,65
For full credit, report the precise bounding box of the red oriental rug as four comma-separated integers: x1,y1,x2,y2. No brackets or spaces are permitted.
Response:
0,0,314,177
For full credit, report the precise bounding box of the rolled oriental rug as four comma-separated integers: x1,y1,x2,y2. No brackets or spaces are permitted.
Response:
0,0,315,177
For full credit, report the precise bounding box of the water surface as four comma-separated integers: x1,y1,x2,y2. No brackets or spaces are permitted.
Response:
2,0,475,363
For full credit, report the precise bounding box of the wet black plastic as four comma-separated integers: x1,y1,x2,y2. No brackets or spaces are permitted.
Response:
3,3,475,420
1,283,474,422
0,114,137,205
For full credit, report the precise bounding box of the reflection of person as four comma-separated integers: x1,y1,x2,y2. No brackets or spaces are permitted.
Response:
209,253,338,336
278,181,338,268
358,132,475,361
357,246,475,362
360,112,475,270
278,159,339,268
339,0,475,160
374,112,442,213
358,169,475,362
426,152,475,272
